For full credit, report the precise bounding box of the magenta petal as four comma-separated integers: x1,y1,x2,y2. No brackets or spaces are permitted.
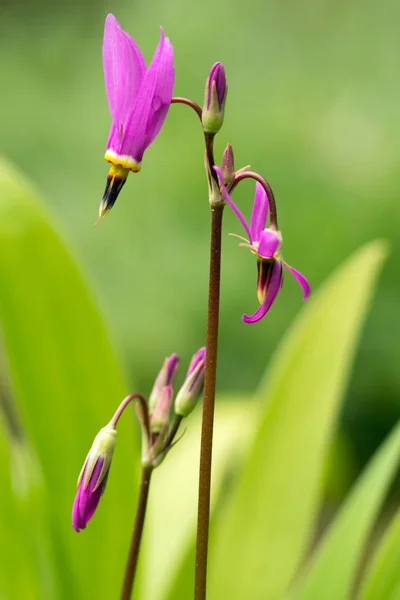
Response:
121,28,174,163
243,260,283,324
206,62,227,109
214,167,251,238
257,229,280,259
284,262,311,300
187,347,206,377
144,31,174,146
72,484,85,532
84,475,108,523
72,458,108,532
103,14,146,125
250,183,269,243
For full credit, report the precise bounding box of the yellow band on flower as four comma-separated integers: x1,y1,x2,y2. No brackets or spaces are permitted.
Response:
104,150,141,173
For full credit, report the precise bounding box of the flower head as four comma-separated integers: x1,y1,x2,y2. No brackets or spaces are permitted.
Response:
100,14,174,218
202,62,227,135
214,167,310,323
72,424,117,532
175,347,206,417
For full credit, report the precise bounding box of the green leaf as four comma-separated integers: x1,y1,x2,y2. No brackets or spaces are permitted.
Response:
140,398,256,600
293,421,400,600
358,510,400,600
207,240,387,600
0,158,139,599
0,423,41,598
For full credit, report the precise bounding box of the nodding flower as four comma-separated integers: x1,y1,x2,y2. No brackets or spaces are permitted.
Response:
214,167,310,323
99,14,174,219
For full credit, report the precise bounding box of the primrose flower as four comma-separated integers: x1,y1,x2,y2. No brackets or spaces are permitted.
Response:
214,167,310,323
72,424,116,532
100,14,174,218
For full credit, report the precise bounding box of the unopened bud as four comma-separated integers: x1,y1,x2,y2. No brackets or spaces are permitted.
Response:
150,385,173,433
202,62,227,135
149,354,179,412
175,348,206,417
72,424,117,532
221,144,235,187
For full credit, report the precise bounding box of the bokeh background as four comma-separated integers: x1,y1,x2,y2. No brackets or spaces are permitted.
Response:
0,0,399,489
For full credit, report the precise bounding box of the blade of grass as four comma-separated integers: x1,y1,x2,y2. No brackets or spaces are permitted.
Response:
358,509,400,600
293,421,400,600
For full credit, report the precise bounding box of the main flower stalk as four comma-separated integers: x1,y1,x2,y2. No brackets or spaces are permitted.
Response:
195,200,224,600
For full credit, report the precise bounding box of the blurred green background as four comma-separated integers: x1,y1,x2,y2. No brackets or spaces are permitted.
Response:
0,0,398,476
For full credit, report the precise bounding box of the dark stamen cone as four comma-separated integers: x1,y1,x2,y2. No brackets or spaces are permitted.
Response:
257,258,275,304
98,174,127,222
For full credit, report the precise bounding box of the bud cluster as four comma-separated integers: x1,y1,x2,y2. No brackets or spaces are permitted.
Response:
141,348,206,467
72,348,206,531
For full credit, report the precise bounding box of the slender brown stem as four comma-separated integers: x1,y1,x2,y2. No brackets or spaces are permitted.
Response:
231,170,278,229
171,97,203,121
120,467,153,600
195,203,224,600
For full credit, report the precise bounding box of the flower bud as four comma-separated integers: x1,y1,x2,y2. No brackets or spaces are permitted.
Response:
72,424,117,532
150,385,173,433
221,144,235,187
202,62,227,135
148,354,179,412
175,347,206,417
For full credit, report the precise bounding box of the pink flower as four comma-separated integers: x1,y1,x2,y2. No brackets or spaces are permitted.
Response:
214,167,310,323
100,14,174,217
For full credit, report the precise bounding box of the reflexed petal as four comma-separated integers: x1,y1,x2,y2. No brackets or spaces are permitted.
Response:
257,229,280,259
250,183,269,243
144,32,174,146
214,167,251,238
243,260,283,324
284,262,311,300
103,14,146,125
121,28,174,163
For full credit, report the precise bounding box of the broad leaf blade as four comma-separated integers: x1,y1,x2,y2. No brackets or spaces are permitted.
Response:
207,241,387,600
0,158,138,599
293,421,400,600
